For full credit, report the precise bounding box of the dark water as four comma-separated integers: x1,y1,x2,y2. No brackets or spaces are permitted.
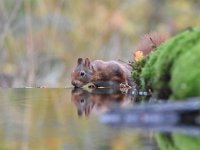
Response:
0,89,199,150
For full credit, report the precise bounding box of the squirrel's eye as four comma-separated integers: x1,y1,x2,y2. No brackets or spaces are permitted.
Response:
80,71,85,77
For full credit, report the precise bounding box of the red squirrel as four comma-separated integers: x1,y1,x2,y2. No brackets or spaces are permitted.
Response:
71,58,133,88
71,32,169,89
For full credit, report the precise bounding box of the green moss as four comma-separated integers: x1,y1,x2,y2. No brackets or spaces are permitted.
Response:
170,43,200,99
140,43,166,94
140,26,200,99
155,133,178,150
155,133,200,150
131,58,147,86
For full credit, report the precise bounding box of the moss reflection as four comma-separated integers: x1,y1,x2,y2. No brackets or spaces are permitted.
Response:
156,133,200,150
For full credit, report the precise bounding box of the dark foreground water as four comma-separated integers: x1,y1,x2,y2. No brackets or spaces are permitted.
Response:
0,89,199,150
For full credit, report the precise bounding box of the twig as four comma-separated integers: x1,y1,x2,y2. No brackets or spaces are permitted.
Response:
118,59,134,67
24,0,35,86
149,36,157,49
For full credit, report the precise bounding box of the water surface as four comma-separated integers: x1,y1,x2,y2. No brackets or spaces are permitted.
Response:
0,89,157,150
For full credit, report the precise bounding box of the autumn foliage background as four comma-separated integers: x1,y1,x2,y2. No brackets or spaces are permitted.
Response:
0,0,200,87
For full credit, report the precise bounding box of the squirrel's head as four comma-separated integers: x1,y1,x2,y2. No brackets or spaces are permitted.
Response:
71,58,95,87
71,88,94,117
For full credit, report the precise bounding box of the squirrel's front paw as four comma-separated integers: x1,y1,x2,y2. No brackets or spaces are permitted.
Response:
88,83,97,89
120,83,131,93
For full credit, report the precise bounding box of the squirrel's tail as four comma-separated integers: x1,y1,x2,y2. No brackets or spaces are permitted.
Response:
133,32,170,62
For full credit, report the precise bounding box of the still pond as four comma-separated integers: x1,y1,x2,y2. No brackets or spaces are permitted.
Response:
0,89,199,150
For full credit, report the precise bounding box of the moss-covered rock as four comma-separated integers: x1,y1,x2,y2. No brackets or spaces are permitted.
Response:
170,43,200,99
140,26,200,99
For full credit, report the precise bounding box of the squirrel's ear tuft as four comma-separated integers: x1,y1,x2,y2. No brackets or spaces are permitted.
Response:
85,58,91,68
77,58,83,65
91,65,95,73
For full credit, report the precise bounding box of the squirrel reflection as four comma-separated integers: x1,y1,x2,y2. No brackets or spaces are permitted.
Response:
71,88,133,117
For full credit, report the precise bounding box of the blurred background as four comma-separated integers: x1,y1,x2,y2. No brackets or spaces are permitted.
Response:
0,0,200,87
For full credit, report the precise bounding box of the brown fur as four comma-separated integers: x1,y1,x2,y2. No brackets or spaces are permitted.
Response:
71,58,133,88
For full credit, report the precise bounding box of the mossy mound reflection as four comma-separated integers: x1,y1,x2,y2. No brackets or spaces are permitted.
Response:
156,133,200,150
